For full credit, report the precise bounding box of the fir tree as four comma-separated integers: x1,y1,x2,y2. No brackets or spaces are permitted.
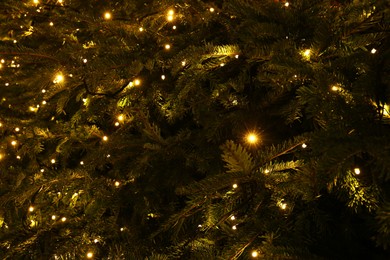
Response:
0,0,389,259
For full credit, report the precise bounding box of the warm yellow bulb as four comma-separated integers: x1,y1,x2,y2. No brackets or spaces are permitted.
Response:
61,217,66,222
11,140,17,146
230,215,235,220
51,159,56,164
246,133,259,144
86,252,93,258
232,183,238,189
15,127,20,132
302,143,307,148
33,0,39,4
301,49,311,60
284,2,290,7
53,73,64,84
167,9,174,16
134,79,141,86
115,181,120,187
117,114,124,121
49,22,54,26
165,44,171,50
29,206,34,212
251,251,259,258
102,136,108,141
371,48,377,54
51,215,56,220
139,27,144,32
209,7,215,12
0,154,3,160
354,168,361,175
104,12,112,20
232,225,237,230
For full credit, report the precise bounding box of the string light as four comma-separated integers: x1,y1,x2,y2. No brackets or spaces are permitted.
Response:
232,225,237,230
104,12,112,20
115,181,120,187
251,251,259,258
51,158,56,164
284,2,290,7
245,132,259,145
51,215,56,220
302,143,307,148
354,168,361,175
83,58,88,63
11,140,17,146
61,217,66,222
42,89,46,93
172,25,177,30
117,114,124,121
16,155,21,160
301,49,311,60
165,44,171,50
331,85,341,91
139,27,144,32
209,7,215,12
370,48,377,54
230,215,235,220
80,161,84,165
232,183,238,189
94,239,99,243
134,79,141,86
49,22,54,26
0,154,4,160
161,75,166,80
86,252,93,258
15,127,20,132
53,73,64,84
33,0,39,4
167,9,175,21
102,136,108,141
115,122,120,126
29,206,34,212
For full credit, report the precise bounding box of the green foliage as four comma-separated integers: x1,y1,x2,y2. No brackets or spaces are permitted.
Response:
0,0,389,259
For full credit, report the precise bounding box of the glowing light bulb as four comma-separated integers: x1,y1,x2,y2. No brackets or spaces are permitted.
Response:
302,143,307,148
80,161,84,165
61,217,66,222
278,202,287,210
53,73,64,84
251,251,259,258
51,215,56,220
232,183,238,189
94,239,99,243
120,227,124,231
139,27,144,32
230,215,235,220
371,48,377,54
115,181,120,187
172,25,177,30
134,79,141,86
115,122,120,126
209,7,215,12
117,114,124,121
354,168,361,175
301,49,311,60
1,59,4,63
181,61,186,66
232,225,237,230
86,252,93,258
40,169,45,172
165,44,171,50
0,154,4,160
83,58,88,63
284,2,290,7
246,132,259,144
33,0,39,4
49,22,54,26
166,9,175,21
51,159,56,164
42,100,47,105
104,12,112,20
161,75,166,80
29,206,34,212
42,89,46,93
15,127,20,132
102,136,108,141
235,54,239,59
331,85,340,91
11,140,17,146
